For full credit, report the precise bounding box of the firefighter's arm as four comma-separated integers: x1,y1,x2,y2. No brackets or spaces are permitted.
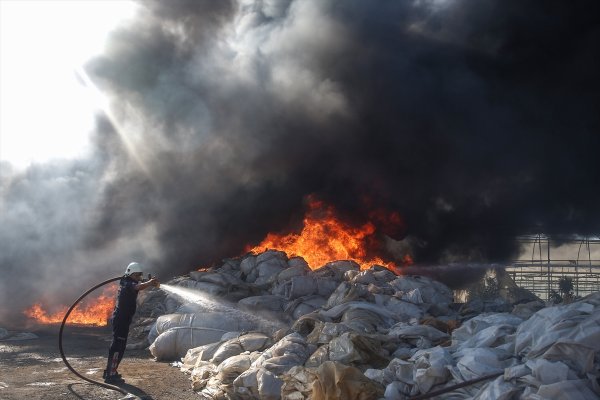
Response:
135,277,160,291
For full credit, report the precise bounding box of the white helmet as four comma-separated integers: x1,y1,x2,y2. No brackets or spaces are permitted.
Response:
124,262,143,276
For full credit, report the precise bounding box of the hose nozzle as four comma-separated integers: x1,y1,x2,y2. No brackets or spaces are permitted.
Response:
148,273,160,288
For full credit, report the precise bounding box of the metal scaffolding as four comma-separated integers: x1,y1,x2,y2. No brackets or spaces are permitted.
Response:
506,235,600,300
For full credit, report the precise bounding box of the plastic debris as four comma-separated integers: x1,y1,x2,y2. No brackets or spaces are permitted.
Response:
134,251,600,399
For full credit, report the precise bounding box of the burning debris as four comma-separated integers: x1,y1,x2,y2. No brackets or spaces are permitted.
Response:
13,195,599,398
1,1,599,398
24,285,117,327
128,251,600,399
245,197,411,272
21,196,410,328
2,0,600,344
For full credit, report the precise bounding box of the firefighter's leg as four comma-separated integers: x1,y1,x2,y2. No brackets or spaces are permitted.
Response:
106,335,127,376
116,337,127,365
104,317,128,382
112,316,131,373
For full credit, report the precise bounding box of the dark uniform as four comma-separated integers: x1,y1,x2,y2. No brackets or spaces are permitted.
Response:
105,276,139,380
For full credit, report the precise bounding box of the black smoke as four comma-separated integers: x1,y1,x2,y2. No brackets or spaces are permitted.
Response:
1,0,599,325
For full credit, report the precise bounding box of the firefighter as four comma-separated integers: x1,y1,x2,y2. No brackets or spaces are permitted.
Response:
103,262,159,384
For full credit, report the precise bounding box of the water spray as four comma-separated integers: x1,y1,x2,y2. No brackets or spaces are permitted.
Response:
159,283,285,329
58,274,282,400
159,284,223,308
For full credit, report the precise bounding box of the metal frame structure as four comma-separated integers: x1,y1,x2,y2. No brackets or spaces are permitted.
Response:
506,235,600,300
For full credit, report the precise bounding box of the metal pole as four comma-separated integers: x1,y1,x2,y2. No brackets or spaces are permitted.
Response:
577,238,585,297
547,236,551,300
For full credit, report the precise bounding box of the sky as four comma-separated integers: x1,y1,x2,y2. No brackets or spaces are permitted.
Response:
1,0,599,325
0,0,137,167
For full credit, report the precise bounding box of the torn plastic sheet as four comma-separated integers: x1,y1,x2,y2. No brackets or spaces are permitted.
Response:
341,307,386,333
328,332,388,367
472,375,520,400
456,347,510,381
320,301,401,327
211,332,272,364
306,321,352,345
139,252,600,400
389,276,453,306
149,312,260,344
257,369,283,400
526,358,573,385
305,344,330,368
238,295,287,312
215,353,259,383
411,346,453,393
541,341,596,374
389,323,450,344
536,379,599,399
285,295,327,320
514,301,598,357
456,323,518,351
188,271,244,287
381,297,424,320
282,361,384,400
277,260,311,283
234,332,312,397
150,327,228,361
452,313,523,344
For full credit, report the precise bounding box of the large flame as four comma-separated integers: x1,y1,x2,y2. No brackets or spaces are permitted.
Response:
247,198,411,272
24,285,116,326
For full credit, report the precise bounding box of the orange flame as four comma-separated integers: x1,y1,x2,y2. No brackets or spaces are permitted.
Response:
247,198,410,272
24,285,116,326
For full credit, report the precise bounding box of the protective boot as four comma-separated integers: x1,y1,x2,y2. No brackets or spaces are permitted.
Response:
103,369,124,383
104,351,125,384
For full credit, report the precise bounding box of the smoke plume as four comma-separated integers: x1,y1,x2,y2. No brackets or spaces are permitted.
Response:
1,0,599,325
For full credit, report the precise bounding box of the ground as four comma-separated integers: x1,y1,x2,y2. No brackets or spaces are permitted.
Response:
0,324,198,400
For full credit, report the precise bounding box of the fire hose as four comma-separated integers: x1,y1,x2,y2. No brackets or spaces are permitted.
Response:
59,277,503,400
58,276,133,397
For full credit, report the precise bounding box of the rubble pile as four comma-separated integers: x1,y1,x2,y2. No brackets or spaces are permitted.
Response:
141,251,600,399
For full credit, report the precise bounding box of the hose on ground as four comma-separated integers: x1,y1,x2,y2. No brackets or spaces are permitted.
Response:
58,276,129,396
61,277,501,399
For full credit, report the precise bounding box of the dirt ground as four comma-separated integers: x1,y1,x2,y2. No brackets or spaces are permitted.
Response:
0,324,198,400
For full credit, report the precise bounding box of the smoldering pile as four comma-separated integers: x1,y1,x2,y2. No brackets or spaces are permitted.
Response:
133,250,600,399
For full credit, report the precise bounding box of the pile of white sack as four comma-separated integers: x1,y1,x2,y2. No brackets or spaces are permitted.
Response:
138,250,600,399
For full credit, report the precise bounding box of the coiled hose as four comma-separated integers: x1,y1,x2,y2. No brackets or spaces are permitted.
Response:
58,276,130,396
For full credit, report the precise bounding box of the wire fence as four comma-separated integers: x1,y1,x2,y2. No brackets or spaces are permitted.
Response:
505,235,600,300
505,262,600,300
